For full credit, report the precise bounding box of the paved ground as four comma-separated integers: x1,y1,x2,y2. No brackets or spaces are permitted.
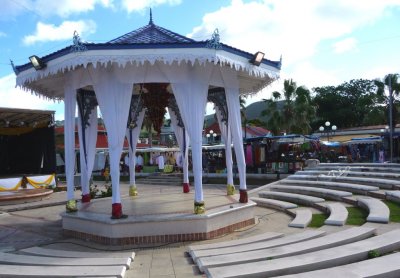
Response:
0,180,398,277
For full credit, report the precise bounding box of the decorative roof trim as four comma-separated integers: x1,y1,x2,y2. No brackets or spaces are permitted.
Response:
16,47,279,100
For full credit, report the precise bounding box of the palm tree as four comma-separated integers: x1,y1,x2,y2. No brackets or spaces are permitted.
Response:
261,79,316,135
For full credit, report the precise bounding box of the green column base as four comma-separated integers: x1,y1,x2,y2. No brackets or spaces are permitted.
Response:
194,201,205,214
66,199,78,213
129,185,138,196
226,184,236,195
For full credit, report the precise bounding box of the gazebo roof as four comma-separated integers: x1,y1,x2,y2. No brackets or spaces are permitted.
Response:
14,13,281,99
109,13,195,44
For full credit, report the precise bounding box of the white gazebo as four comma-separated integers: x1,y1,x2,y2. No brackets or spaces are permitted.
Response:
14,13,280,219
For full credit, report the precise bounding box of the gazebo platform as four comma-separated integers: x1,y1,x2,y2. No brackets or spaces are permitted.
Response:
62,184,255,245
0,188,53,206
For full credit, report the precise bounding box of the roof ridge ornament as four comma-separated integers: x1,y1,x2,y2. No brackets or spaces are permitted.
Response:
10,59,19,75
206,28,222,50
70,31,87,53
149,8,154,25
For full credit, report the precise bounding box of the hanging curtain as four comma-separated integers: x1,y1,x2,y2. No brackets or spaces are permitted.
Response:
92,68,133,218
168,107,190,188
64,84,77,203
221,67,247,202
126,109,145,188
163,63,213,205
215,106,234,188
77,106,98,201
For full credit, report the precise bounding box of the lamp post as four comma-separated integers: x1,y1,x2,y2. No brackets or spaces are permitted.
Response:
319,121,337,142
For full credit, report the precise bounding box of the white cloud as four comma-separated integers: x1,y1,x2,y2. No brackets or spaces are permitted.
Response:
35,0,113,17
0,74,64,120
121,0,182,13
333,38,358,54
0,0,112,19
23,20,97,45
0,31,6,37
188,0,400,66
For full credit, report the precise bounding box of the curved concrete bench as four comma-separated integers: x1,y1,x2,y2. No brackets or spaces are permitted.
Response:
258,191,325,206
279,179,378,194
205,228,400,278
187,231,283,253
288,174,400,190
0,265,126,277
320,162,400,168
357,197,390,223
0,252,132,269
276,251,400,277
191,230,325,262
313,165,400,173
270,185,352,201
288,209,312,228
199,227,375,273
20,246,135,259
324,203,348,226
300,169,400,180
250,197,298,211
385,190,400,204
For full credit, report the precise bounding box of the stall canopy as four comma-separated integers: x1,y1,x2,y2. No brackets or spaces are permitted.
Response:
342,136,382,145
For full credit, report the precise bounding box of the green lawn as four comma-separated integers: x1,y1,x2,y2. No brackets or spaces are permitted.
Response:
309,213,328,228
346,207,368,226
384,200,400,223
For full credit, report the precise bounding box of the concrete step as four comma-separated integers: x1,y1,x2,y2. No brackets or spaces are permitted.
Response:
278,179,378,194
288,174,400,190
250,197,298,211
199,227,376,274
300,169,400,181
276,251,400,278
324,202,348,226
20,246,135,259
258,191,325,206
205,228,400,278
191,230,325,263
357,197,390,223
270,184,352,201
187,231,283,253
385,190,400,204
288,209,312,228
0,252,132,268
0,265,126,277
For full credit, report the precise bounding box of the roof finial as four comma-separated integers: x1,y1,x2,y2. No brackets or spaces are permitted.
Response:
149,8,154,25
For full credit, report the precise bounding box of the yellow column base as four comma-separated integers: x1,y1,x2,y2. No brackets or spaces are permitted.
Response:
129,185,138,196
194,201,205,214
227,184,236,195
66,199,78,213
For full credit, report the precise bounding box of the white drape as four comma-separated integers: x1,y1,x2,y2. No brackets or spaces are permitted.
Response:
215,106,234,186
165,63,213,202
92,69,133,204
64,84,77,200
168,107,190,183
77,106,98,197
126,109,146,186
222,68,247,190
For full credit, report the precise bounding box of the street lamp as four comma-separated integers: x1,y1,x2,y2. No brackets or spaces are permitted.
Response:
319,121,337,142
206,129,217,144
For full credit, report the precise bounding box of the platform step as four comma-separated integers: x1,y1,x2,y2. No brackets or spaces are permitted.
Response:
288,209,312,228
205,228,400,278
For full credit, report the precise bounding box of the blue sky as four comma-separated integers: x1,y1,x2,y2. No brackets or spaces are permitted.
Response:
1,0,400,120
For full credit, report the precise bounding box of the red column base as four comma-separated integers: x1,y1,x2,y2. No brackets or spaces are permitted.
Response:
239,189,248,203
81,194,91,203
112,203,123,219
183,183,190,193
